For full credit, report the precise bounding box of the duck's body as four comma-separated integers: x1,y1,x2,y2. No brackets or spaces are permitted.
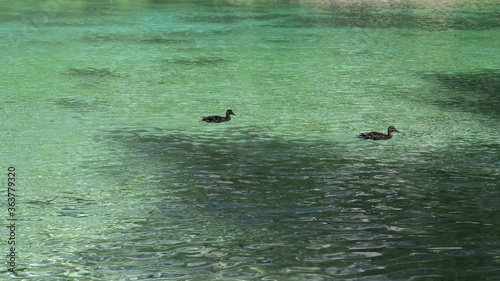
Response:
201,109,235,123
358,126,399,140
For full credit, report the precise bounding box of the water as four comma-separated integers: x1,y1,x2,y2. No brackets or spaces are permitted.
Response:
1,0,499,280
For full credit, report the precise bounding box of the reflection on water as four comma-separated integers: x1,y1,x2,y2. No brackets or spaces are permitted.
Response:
1,0,499,280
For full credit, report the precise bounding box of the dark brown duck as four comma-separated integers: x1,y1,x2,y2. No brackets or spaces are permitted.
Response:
358,126,399,140
201,109,235,123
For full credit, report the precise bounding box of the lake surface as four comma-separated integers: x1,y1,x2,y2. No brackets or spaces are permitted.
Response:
1,0,499,280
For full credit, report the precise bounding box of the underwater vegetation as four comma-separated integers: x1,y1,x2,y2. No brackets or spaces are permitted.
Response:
162,57,231,66
53,97,108,113
65,67,120,78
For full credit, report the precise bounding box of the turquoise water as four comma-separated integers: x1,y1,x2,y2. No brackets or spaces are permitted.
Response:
1,0,499,280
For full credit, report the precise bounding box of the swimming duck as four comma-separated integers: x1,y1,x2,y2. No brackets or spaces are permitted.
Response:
358,126,399,140
201,109,235,123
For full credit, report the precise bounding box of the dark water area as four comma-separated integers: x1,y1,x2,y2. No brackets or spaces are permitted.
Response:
83,126,499,280
422,70,500,119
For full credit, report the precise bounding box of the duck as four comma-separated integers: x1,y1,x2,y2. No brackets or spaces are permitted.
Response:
201,109,235,123
358,126,399,140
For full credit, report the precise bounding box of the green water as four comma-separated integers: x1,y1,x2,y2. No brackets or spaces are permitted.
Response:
1,0,499,280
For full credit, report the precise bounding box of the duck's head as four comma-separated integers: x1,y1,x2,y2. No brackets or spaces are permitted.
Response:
226,109,235,116
388,126,399,133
